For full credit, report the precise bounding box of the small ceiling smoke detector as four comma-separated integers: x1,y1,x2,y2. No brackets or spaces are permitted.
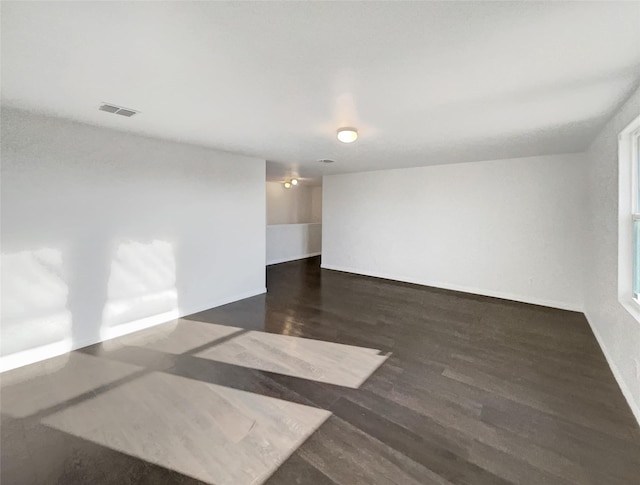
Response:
99,103,139,117
318,159,335,164
337,127,358,143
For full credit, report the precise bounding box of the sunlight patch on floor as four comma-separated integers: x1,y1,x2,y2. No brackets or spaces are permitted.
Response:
193,322,389,388
42,371,331,485
1,352,142,418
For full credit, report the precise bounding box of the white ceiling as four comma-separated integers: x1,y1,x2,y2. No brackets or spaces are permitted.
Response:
2,1,639,182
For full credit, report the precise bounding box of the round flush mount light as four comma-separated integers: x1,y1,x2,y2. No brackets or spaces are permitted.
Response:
337,127,358,144
283,181,292,189
291,178,298,186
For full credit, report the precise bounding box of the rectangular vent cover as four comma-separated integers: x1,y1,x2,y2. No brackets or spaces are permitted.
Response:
99,103,139,117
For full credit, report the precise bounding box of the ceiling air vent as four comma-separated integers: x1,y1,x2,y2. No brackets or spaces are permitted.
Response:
318,159,335,164
99,103,139,117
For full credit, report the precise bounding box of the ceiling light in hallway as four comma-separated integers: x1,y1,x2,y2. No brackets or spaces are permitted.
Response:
337,127,358,143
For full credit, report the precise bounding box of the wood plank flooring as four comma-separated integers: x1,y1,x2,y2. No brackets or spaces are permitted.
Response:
2,256,640,484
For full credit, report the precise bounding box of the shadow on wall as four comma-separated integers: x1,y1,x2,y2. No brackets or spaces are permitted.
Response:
0,239,179,372
100,240,178,341
0,170,232,372
0,178,262,373
1,248,72,368
0,165,193,373
0,107,265,373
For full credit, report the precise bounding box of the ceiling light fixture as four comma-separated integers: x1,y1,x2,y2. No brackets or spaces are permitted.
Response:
337,127,358,143
283,177,299,188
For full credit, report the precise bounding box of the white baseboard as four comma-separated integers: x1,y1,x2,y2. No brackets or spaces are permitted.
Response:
0,340,74,374
0,287,266,373
320,264,583,312
267,252,321,266
100,309,182,341
180,287,267,317
584,311,640,426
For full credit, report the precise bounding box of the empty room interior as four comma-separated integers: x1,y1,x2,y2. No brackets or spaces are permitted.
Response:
2,1,640,484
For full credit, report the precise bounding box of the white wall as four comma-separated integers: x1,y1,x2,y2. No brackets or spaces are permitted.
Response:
266,181,314,224
266,181,322,264
585,86,640,423
311,185,322,223
322,154,586,311
1,108,266,371
266,223,322,265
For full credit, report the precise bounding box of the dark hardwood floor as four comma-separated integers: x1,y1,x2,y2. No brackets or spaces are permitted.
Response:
2,256,640,484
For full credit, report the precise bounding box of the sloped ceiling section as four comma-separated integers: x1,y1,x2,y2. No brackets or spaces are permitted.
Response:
2,1,639,180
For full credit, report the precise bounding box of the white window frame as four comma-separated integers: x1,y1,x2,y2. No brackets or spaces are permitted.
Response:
618,114,640,322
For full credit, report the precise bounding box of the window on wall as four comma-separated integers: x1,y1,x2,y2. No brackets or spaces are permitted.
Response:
619,114,640,319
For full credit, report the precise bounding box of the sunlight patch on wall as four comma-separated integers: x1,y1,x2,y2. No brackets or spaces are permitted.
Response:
100,240,179,341
0,248,72,372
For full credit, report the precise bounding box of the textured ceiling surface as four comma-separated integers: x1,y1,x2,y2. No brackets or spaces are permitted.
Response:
2,1,639,181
